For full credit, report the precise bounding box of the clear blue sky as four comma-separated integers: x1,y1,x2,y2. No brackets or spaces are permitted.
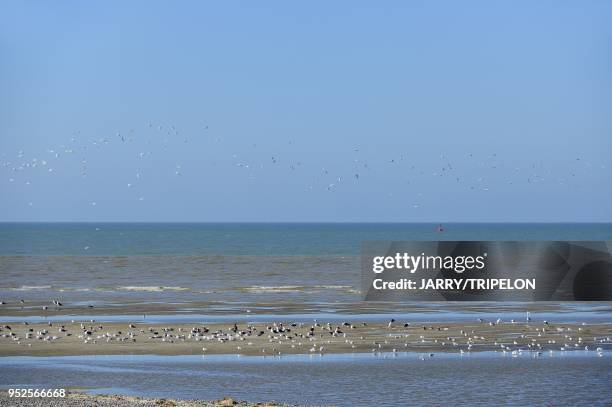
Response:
1,1,611,222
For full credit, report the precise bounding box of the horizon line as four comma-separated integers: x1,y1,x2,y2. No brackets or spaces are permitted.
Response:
1,221,611,225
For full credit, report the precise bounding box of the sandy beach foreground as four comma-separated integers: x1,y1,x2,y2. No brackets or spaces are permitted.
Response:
0,392,289,407
1,318,610,357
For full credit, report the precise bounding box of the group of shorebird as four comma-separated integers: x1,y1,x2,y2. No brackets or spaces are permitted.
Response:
0,314,609,358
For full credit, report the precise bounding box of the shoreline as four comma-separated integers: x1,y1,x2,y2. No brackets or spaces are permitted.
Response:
0,391,290,407
2,300,611,318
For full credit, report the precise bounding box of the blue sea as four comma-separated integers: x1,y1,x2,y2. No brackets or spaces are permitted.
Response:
1,352,611,407
1,222,611,256
0,223,611,315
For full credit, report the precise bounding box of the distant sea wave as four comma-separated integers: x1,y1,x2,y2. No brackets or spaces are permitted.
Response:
237,285,357,294
9,285,52,291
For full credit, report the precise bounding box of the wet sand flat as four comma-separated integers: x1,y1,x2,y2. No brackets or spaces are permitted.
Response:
1,319,610,357
3,299,611,319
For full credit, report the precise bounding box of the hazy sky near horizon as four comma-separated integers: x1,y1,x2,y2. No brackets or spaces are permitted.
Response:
1,1,611,222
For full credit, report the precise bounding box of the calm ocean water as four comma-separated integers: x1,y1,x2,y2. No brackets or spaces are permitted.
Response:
1,223,611,311
1,352,611,406
1,223,611,256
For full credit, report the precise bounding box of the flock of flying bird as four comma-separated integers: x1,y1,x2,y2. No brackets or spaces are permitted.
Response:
1,122,604,209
